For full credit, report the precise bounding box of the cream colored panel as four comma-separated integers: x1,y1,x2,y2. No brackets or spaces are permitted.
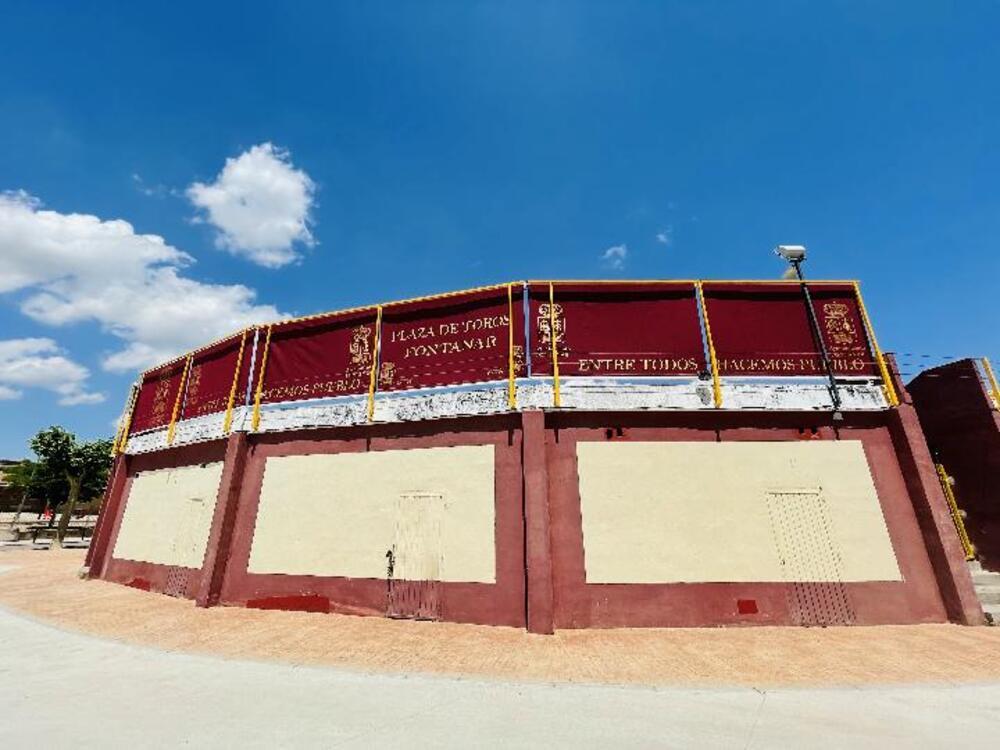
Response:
577,441,901,584
112,462,223,568
249,445,495,583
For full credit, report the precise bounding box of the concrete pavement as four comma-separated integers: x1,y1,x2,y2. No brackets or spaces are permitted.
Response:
1,601,998,748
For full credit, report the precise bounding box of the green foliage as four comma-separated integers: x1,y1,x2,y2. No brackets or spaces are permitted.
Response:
27,426,114,508
4,460,41,494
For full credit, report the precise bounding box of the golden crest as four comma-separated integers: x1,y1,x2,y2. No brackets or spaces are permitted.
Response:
823,301,857,347
349,325,372,365
186,364,202,402
537,303,566,349
379,361,395,387
150,378,171,422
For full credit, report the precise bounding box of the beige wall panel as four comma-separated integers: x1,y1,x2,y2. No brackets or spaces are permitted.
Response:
112,462,223,569
248,445,496,583
577,441,901,584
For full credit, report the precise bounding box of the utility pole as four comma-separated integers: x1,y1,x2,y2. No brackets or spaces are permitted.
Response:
776,245,843,420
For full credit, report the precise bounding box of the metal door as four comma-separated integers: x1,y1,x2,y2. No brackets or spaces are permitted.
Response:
162,492,205,598
766,489,855,626
386,493,443,620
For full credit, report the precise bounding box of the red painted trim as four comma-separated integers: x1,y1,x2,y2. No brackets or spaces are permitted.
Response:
216,418,527,628
86,454,129,574
94,408,984,630
97,439,227,589
104,557,204,598
522,410,555,634
545,417,954,628
195,432,250,607
886,404,984,624
883,352,913,405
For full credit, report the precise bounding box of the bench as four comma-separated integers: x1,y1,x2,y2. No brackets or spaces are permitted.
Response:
28,525,93,543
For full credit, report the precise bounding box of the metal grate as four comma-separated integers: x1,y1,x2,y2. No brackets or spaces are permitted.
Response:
766,489,854,626
163,566,191,598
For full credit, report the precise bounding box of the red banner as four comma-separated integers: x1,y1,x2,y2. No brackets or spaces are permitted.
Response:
180,333,247,419
259,311,378,404
527,283,706,377
129,360,187,434
123,281,885,437
810,286,877,376
378,287,526,391
702,283,876,376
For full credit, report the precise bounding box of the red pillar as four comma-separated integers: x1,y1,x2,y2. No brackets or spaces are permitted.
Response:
86,454,130,578
522,410,555,634
195,431,250,607
886,398,984,625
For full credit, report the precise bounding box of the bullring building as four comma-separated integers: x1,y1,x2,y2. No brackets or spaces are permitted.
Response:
85,279,984,632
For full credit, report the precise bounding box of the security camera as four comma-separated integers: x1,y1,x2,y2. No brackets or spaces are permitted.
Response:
775,244,807,263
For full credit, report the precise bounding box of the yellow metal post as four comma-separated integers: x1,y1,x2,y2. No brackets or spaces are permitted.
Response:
166,355,193,445
367,306,383,422
695,282,723,408
222,329,249,434
935,463,976,561
251,325,273,432
549,282,561,407
981,357,1000,410
507,283,517,409
114,383,139,455
853,282,899,407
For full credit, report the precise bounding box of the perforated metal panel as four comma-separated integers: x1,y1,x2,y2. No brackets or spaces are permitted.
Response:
766,489,855,626
386,493,443,620
163,566,191,598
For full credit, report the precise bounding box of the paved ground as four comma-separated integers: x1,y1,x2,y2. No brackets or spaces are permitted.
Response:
4,548,1000,687
3,597,1000,748
2,549,1000,747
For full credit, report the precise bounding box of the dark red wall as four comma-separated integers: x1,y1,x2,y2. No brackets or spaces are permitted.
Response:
91,407,983,630
217,416,526,627
544,412,949,628
97,439,228,596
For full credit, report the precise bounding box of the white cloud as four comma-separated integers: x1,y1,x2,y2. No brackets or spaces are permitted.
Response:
600,244,628,270
131,172,171,198
187,142,316,268
0,338,104,405
0,189,187,295
656,227,673,246
0,191,284,373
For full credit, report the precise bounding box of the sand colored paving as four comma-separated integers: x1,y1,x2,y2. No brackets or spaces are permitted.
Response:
2,546,1000,688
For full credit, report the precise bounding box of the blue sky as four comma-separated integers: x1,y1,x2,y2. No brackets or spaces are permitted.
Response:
1,2,998,457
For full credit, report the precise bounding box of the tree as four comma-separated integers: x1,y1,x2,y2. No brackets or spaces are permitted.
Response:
28,427,114,546
4,459,42,527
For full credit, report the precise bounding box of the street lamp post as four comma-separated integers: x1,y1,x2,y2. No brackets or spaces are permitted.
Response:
775,245,843,420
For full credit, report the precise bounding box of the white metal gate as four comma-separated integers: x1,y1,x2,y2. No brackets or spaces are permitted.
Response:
386,493,443,620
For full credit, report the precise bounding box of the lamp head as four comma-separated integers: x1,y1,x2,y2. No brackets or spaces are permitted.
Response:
775,244,807,263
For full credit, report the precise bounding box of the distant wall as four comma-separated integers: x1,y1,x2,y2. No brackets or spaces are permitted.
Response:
577,441,901,584
112,462,223,568
909,359,1000,571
